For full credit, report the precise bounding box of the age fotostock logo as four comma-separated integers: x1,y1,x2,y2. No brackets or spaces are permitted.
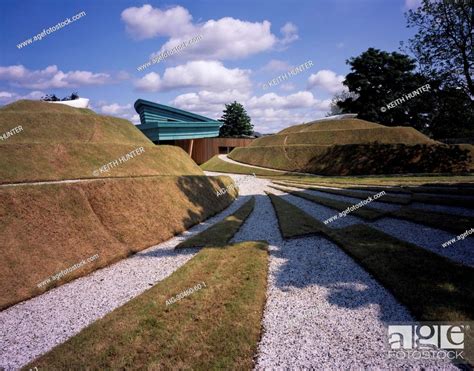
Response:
387,324,469,360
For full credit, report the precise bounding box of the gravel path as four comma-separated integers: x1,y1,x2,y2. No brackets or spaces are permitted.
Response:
1,171,467,369
275,183,474,267
277,182,474,217
0,192,249,370
224,175,454,369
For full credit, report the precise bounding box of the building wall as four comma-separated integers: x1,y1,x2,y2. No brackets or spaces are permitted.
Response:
174,137,254,164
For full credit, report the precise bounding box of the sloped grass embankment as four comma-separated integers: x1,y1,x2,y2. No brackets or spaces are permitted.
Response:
0,175,237,310
227,116,472,175
229,143,473,175
0,144,202,184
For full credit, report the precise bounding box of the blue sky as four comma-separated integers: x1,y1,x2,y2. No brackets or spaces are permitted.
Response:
0,0,421,132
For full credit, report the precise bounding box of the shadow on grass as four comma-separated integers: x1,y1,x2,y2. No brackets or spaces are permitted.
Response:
303,143,472,176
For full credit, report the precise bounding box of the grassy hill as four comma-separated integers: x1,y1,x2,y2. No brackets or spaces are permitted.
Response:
0,100,238,309
0,100,203,183
228,117,473,175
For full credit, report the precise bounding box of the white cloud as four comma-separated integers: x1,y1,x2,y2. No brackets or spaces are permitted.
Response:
122,5,298,60
135,60,252,92
95,101,140,125
261,59,291,72
121,5,193,39
131,114,140,125
336,42,345,49
248,108,325,133
171,89,331,133
247,91,330,110
307,69,346,94
171,89,251,118
0,90,46,104
0,91,14,99
0,65,111,89
100,103,132,115
280,83,296,92
248,92,311,109
280,22,299,45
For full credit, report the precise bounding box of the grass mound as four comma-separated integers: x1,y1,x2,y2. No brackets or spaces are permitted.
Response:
278,118,383,133
230,143,473,175
252,127,435,147
176,197,255,248
228,117,473,175
1,143,202,184
0,100,241,309
0,175,237,309
26,241,269,370
0,100,203,183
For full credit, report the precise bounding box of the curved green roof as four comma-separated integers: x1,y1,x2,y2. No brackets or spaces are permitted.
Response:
134,99,221,141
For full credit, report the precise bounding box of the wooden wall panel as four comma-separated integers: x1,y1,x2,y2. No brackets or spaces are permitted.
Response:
173,138,254,164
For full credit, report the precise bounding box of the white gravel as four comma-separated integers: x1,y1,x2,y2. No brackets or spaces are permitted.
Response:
1,171,468,369
369,218,474,267
0,190,249,370
274,184,474,267
225,175,454,369
279,182,474,217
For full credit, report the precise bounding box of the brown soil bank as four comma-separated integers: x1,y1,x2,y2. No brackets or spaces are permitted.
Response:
229,118,473,175
0,175,236,310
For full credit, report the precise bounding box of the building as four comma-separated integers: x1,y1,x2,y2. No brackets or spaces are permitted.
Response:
134,99,254,164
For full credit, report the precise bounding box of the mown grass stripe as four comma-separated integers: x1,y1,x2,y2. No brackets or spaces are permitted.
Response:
176,197,255,248
274,180,474,209
269,184,385,221
266,193,474,366
271,184,474,235
265,191,327,238
272,181,411,205
26,241,269,370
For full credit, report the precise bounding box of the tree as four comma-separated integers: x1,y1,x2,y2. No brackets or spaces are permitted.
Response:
218,101,254,137
430,86,474,139
326,90,358,116
405,0,474,98
337,48,433,131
